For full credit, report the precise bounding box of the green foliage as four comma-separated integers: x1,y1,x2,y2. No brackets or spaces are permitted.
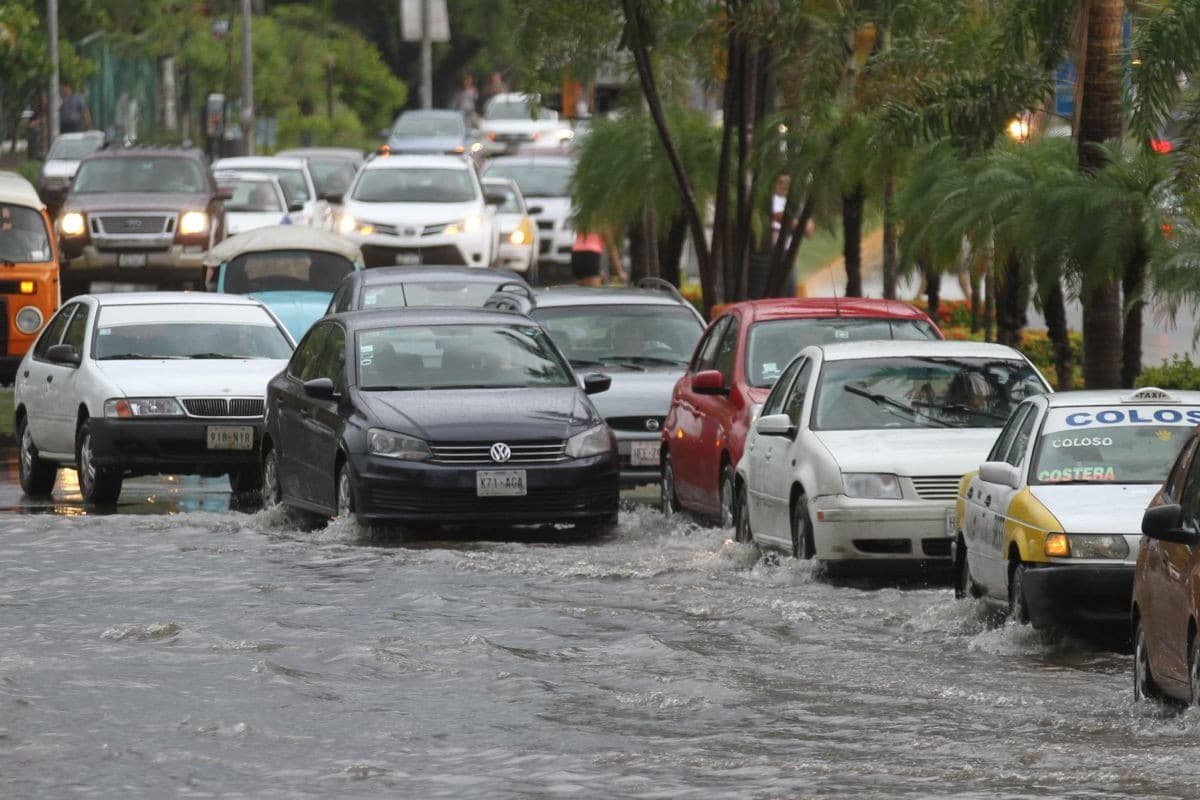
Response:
1136,354,1200,391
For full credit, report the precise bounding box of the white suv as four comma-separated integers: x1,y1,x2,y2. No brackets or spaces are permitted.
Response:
337,153,500,268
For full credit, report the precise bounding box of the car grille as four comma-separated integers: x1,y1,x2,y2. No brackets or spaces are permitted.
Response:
361,244,465,268
96,215,172,235
427,440,567,465
606,416,664,433
535,220,555,231
367,484,613,515
910,476,960,501
181,397,265,418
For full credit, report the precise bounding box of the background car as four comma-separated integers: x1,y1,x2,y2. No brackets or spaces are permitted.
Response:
0,171,60,384
36,130,105,211
483,153,575,281
260,307,618,529
959,388,1200,629
480,93,573,155
210,156,332,229
384,110,484,158
274,147,363,204
532,281,705,488
337,153,501,268
661,297,944,526
204,225,363,341
326,265,529,314
13,293,295,504
213,171,292,235
735,340,1050,572
482,176,537,281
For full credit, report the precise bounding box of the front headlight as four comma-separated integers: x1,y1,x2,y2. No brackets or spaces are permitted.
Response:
104,397,185,418
565,424,613,458
842,472,902,500
60,211,86,237
445,215,482,235
178,211,209,236
1044,533,1130,559
508,217,534,245
367,428,431,460
14,306,43,334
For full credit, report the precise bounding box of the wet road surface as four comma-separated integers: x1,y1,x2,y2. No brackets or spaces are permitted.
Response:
2,441,1198,799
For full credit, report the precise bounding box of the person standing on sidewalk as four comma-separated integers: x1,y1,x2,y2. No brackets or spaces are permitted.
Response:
60,83,93,134
571,227,625,287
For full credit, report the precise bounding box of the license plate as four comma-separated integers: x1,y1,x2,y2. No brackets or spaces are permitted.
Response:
118,253,147,267
945,508,957,536
206,426,253,450
630,440,660,467
394,252,421,265
476,469,527,497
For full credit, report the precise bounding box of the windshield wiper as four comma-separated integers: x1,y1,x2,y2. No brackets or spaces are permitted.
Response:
187,353,247,359
567,357,606,368
98,353,183,360
601,354,687,367
844,384,951,427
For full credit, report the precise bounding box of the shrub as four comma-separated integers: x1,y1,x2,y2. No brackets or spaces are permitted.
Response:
913,298,974,330
1137,354,1200,391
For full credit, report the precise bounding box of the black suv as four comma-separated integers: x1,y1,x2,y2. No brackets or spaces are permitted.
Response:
57,146,226,297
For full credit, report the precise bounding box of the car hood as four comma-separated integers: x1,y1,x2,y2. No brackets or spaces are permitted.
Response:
358,386,598,442
1027,483,1159,534
585,368,685,419
813,428,1000,475
344,198,479,226
386,135,462,152
247,291,330,342
226,211,291,236
65,192,210,212
96,359,287,397
42,160,80,179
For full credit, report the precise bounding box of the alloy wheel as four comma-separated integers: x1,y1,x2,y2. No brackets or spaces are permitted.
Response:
262,449,281,510
719,468,734,529
337,467,354,518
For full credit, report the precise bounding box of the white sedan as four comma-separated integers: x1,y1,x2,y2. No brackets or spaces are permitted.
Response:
734,340,1051,571
13,293,295,504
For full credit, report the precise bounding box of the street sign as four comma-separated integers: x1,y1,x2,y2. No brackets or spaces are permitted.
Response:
401,0,450,42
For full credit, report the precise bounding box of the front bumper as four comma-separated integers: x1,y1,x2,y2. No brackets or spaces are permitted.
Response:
495,241,533,273
61,242,208,286
811,495,955,562
352,231,489,268
87,417,263,476
348,451,620,525
1020,563,1134,629
615,432,662,488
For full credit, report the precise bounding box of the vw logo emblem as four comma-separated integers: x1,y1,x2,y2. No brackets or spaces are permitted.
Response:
645,418,661,432
489,442,512,463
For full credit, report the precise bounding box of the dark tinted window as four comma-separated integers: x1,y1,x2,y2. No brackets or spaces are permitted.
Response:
34,304,76,359
62,305,89,350
987,404,1032,462
692,316,729,372
784,359,813,427
713,316,740,385
289,324,333,380
1166,436,1200,501
761,357,803,417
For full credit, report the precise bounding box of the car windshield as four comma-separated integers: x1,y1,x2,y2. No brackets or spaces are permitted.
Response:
47,136,104,160
483,182,521,213
223,251,356,294
747,317,941,387
533,304,703,368
245,168,311,205
485,99,556,121
221,179,284,212
813,356,1048,430
392,115,464,137
307,159,357,196
0,203,52,262
93,304,292,359
73,157,207,193
352,168,476,203
357,323,573,390
1032,406,1200,484
484,163,572,197
359,280,507,309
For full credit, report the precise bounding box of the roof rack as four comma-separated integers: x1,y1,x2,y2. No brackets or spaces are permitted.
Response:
636,276,689,306
483,281,537,313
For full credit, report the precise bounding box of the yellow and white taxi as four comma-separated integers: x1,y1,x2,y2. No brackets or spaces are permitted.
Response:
955,387,1200,629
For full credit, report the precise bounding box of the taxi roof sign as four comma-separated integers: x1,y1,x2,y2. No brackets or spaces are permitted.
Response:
1122,386,1179,403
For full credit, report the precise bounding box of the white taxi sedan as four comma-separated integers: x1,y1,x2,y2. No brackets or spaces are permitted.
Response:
955,387,1200,628
734,340,1050,572
13,293,294,504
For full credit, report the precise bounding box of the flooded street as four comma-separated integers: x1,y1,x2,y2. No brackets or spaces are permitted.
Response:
1,445,1198,799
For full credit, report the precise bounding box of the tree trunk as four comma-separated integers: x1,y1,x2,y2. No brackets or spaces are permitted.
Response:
996,252,1027,347
644,206,660,280
627,220,648,284
843,184,864,297
924,262,941,320
882,176,898,299
659,215,687,288
984,260,996,342
1077,0,1126,388
1122,254,1146,388
1043,281,1074,390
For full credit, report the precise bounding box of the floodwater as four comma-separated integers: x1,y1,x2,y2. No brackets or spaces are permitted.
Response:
1,446,1197,799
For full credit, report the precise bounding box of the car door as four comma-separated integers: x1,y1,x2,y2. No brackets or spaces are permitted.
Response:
689,313,741,513
744,356,803,546
19,303,76,448
42,301,93,455
276,324,331,499
762,358,814,537
296,323,347,510
1156,449,1200,683
671,315,728,507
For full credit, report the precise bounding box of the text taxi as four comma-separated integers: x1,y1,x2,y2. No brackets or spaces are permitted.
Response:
954,387,1200,629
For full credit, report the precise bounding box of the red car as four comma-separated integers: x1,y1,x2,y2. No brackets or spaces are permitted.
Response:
660,298,944,524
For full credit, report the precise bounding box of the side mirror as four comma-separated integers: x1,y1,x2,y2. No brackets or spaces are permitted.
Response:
1141,503,1200,544
526,205,544,216
979,460,1021,489
692,369,728,396
379,128,392,139
46,343,81,366
755,413,795,438
303,377,337,400
320,191,343,205
582,372,611,395
214,186,234,201
484,189,507,207
288,202,305,213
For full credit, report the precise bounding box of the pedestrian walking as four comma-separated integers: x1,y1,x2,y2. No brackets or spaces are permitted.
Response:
450,73,478,116
571,226,624,287
59,83,92,134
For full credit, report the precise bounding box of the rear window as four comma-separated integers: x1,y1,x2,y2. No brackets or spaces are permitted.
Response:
361,281,505,309
223,251,357,294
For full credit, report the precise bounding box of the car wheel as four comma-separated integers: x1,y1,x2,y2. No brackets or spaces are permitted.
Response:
17,415,57,497
336,463,355,520
228,467,262,495
954,535,979,600
76,420,122,505
791,493,815,560
1008,562,1029,624
1190,634,1200,706
261,446,282,510
660,450,681,517
1134,617,1163,702
719,465,735,529
734,484,753,544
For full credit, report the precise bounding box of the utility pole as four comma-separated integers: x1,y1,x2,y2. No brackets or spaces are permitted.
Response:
240,0,255,154
48,0,60,142
420,0,432,109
